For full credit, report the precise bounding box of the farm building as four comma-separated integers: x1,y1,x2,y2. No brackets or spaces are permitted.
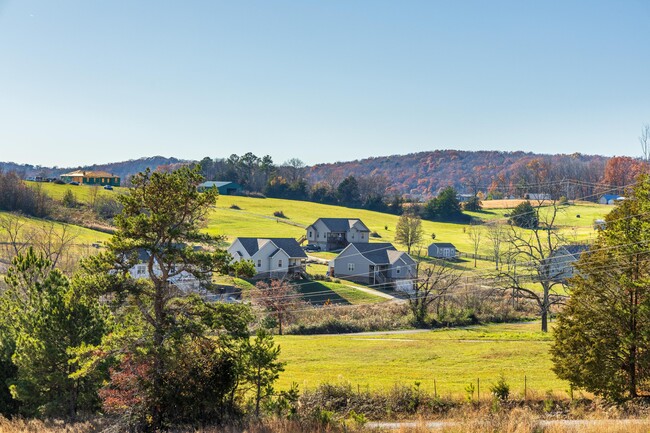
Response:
305,218,370,251
197,181,242,195
428,242,457,259
60,170,120,186
329,243,416,291
228,237,307,279
598,194,624,205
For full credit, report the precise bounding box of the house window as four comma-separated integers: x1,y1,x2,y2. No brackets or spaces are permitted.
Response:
352,234,355,239
278,259,283,267
257,259,261,267
396,268,401,274
309,231,312,238
348,263,355,271
361,233,365,239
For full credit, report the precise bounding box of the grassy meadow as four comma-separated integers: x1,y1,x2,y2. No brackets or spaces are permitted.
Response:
276,321,569,398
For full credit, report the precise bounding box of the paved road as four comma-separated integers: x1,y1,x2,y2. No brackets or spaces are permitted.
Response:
367,418,650,430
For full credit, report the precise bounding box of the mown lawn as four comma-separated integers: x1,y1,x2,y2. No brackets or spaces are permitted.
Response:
297,281,387,305
207,196,611,275
276,321,568,398
28,181,124,203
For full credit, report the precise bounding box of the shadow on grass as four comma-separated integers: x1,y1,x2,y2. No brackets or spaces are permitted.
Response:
297,281,351,306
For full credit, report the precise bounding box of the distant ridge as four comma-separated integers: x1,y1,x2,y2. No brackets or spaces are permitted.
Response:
0,156,188,182
305,150,611,197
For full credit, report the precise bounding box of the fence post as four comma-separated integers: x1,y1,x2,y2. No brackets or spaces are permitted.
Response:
434,379,437,399
524,375,527,402
477,378,480,404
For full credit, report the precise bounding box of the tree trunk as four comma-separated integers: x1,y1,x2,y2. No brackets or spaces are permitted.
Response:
541,309,548,333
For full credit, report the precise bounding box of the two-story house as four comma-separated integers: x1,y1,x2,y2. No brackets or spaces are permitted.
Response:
228,237,308,279
305,218,370,251
329,242,417,291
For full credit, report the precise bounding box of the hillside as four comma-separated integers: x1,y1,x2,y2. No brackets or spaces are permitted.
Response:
0,156,186,182
305,150,610,198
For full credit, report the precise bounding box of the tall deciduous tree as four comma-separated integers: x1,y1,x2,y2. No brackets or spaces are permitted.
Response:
552,175,650,400
498,200,567,332
395,213,423,255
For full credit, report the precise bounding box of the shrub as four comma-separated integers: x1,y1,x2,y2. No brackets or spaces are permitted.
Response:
62,189,77,208
509,201,538,228
370,231,381,238
274,210,287,218
490,374,510,401
95,196,123,220
230,204,241,210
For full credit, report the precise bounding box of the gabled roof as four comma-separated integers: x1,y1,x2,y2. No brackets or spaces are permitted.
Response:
430,242,456,249
557,244,590,260
346,242,398,265
312,218,369,232
235,238,307,259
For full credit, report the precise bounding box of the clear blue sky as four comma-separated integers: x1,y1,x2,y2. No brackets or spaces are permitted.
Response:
1,0,649,167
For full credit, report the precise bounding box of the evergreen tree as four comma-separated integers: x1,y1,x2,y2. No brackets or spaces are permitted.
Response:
337,176,361,207
508,201,538,228
551,175,650,400
0,248,106,418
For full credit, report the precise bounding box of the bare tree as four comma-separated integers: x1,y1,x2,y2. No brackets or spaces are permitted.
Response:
497,200,568,332
0,214,33,260
88,185,101,209
466,223,482,268
252,279,305,335
395,213,423,255
31,222,78,272
407,261,462,326
640,123,650,165
485,222,506,270
282,158,306,183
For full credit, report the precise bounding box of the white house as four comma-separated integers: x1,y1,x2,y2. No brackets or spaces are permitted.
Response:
228,237,308,279
128,249,203,294
305,218,370,251
329,243,417,291
548,244,590,282
428,242,457,259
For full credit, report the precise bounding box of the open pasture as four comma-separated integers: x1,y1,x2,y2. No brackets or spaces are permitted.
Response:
276,321,568,397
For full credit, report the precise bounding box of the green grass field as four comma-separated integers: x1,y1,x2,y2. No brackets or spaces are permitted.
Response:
0,210,111,246
206,196,611,276
276,321,568,398
28,181,124,203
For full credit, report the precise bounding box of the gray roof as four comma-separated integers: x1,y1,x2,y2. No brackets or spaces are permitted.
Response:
314,218,369,232
559,244,590,259
349,242,399,265
235,237,307,259
430,242,456,249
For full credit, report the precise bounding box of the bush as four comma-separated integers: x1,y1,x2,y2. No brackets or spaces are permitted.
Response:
62,189,77,208
508,201,538,229
370,231,381,238
95,196,123,220
230,204,241,210
490,374,510,401
274,210,287,218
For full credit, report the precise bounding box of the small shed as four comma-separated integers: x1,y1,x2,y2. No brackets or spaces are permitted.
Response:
428,242,457,259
